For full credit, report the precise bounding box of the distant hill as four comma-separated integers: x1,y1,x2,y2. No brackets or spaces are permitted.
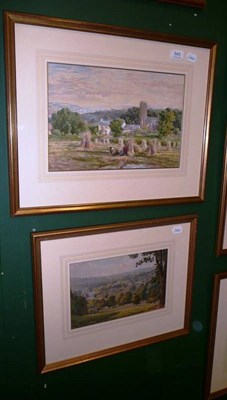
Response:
48,102,167,125
83,109,125,123
48,102,126,122
48,102,94,117
70,265,156,293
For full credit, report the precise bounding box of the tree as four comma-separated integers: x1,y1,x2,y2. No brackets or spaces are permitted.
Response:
119,290,132,305
157,107,176,137
110,118,124,136
106,295,116,307
64,121,72,134
89,125,99,135
147,108,158,118
132,293,141,305
130,249,168,306
71,291,88,316
120,107,140,125
51,107,86,135
172,109,182,134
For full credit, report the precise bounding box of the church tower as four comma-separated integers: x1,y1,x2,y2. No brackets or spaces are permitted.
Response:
140,101,147,129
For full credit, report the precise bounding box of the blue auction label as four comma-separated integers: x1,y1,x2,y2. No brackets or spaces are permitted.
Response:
172,225,183,234
187,52,197,63
170,50,184,60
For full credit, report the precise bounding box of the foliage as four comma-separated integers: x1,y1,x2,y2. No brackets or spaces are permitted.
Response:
119,291,132,305
110,118,124,136
132,293,141,304
172,109,182,134
147,108,158,118
89,125,99,135
51,107,86,135
106,295,116,307
130,249,168,306
157,108,176,137
120,107,140,125
51,129,61,136
71,291,88,316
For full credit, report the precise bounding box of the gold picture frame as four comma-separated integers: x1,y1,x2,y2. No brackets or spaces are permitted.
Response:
4,11,216,216
217,131,227,255
32,215,197,373
158,0,206,7
205,272,227,399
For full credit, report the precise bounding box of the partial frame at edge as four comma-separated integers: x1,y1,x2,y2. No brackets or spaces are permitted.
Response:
216,131,227,255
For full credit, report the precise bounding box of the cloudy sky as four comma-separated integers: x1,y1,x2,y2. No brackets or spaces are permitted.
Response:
69,250,166,278
48,62,185,112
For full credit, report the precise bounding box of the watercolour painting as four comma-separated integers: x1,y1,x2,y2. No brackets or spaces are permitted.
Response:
48,63,184,172
70,249,168,329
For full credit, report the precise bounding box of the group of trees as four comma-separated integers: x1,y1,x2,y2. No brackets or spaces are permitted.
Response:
71,277,158,317
50,106,182,138
70,291,88,316
120,106,141,125
51,107,86,135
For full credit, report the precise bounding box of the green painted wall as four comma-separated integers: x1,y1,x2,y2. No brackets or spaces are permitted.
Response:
0,0,227,399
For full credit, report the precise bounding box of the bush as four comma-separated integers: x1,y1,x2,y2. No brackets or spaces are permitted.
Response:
51,129,61,136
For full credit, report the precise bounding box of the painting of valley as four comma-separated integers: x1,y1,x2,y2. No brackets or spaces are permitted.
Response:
48,62,185,171
70,248,168,329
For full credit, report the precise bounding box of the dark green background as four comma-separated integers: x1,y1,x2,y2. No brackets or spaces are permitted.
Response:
0,0,227,399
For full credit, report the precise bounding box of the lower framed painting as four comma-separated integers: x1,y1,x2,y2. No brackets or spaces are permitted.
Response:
205,272,227,399
32,214,197,373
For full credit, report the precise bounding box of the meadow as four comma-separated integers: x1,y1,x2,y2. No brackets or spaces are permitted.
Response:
48,135,180,171
71,300,161,329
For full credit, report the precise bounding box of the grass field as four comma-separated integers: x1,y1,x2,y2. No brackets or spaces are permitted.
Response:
49,137,180,171
71,301,162,329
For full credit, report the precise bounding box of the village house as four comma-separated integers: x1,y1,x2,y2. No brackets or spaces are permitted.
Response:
98,119,111,134
98,118,126,135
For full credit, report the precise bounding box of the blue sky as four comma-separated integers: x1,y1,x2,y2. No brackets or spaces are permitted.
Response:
69,250,165,278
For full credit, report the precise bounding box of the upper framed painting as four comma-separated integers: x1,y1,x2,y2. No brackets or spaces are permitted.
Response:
217,132,227,255
158,0,206,7
4,11,216,216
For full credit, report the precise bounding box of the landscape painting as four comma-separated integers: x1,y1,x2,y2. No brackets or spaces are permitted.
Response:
70,248,168,329
48,62,185,171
